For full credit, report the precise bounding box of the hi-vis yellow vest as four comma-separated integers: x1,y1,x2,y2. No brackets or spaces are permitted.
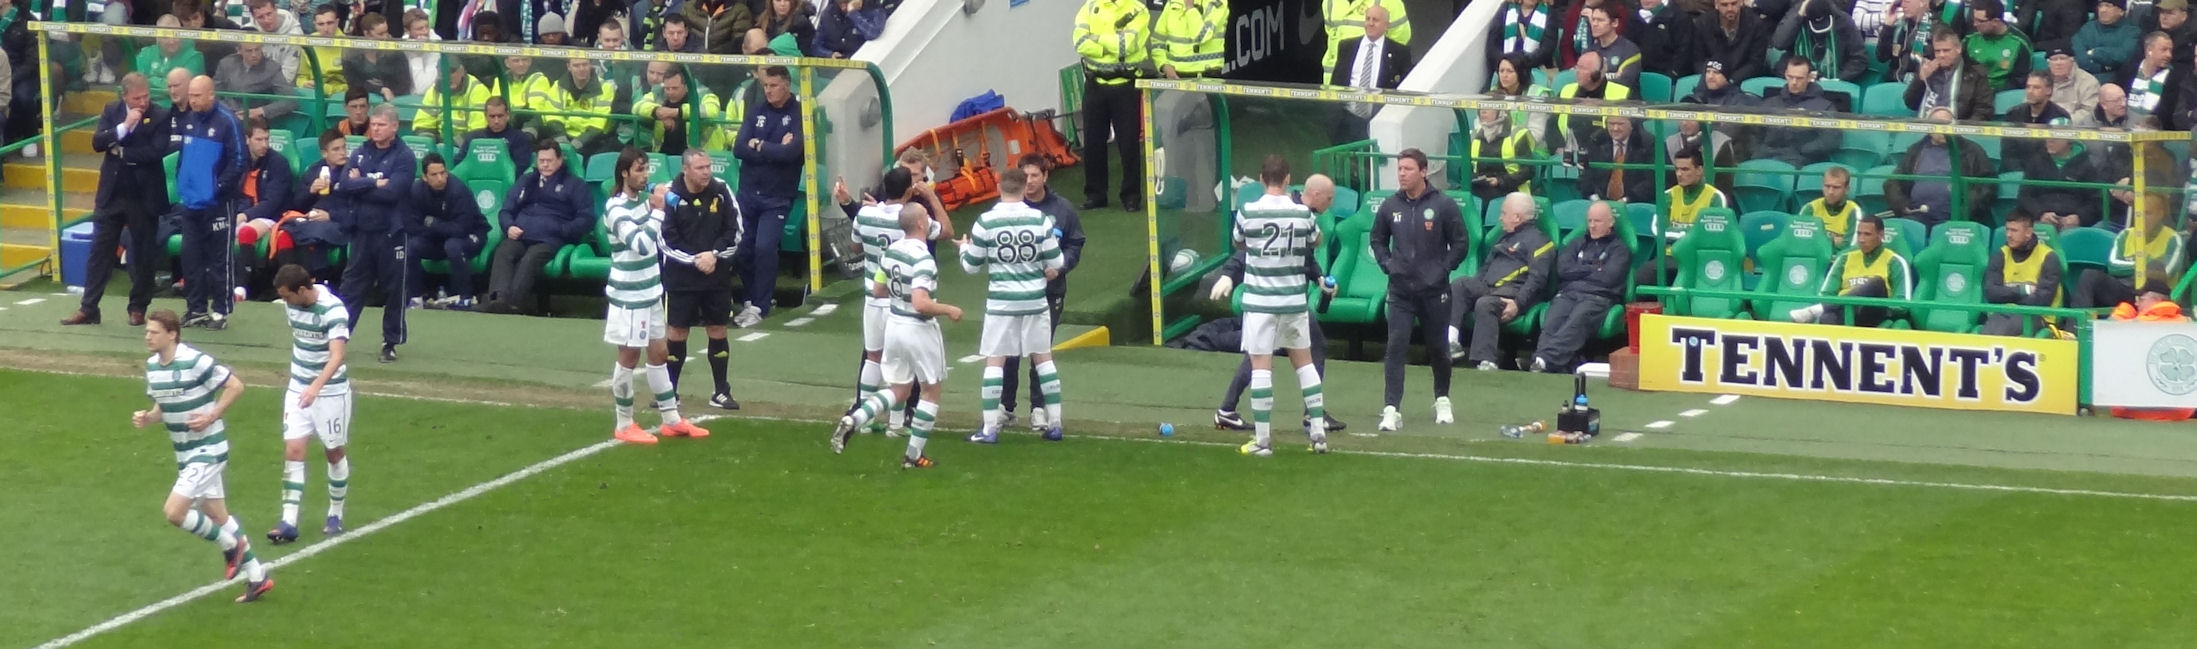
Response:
1153,0,1228,76
2001,244,2062,307
1803,198,1861,247
1665,184,1725,231
1469,129,1537,195
1555,82,1632,144
1075,0,1153,85
1840,247,1898,293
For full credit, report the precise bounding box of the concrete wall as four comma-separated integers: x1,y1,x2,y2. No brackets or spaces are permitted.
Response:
1366,0,1501,192
814,0,1083,194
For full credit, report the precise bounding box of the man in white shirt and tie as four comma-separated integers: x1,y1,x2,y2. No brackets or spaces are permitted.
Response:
1328,4,1412,144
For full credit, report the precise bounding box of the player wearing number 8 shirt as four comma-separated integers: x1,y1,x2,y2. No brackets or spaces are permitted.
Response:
837,166,937,435
959,167,1066,443
832,202,965,469
1216,155,1329,456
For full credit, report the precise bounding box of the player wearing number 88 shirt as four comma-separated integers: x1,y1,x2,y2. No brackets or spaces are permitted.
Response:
1217,155,1329,457
958,168,1066,443
838,167,936,434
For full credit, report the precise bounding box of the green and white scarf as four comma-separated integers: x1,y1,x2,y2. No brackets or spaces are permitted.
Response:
2132,67,2168,115
1503,3,1549,56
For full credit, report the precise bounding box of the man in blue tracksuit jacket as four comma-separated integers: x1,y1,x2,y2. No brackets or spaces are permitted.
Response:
338,104,420,363
729,65,804,326
174,76,248,329
406,151,489,308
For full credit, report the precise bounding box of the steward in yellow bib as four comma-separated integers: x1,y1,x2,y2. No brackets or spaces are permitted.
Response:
1073,0,1152,211
1982,211,2063,337
1464,108,1539,203
1791,215,1910,327
543,58,621,156
1154,0,1228,78
2071,202,2187,309
415,65,493,142
634,65,726,155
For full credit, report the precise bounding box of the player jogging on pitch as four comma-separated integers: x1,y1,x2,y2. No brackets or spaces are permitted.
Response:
268,264,357,544
1210,155,1329,456
836,166,936,437
958,167,1066,443
135,309,275,602
604,148,712,445
832,202,963,468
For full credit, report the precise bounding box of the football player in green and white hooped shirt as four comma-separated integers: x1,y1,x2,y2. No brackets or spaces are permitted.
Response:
958,167,1066,443
266,264,358,546
1209,156,1329,456
134,309,276,603
832,202,966,469
834,166,936,436
603,148,713,445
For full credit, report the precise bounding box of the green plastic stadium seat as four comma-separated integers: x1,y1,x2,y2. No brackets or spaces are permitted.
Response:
1553,198,1592,234
583,152,621,187
1819,80,1862,112
1740,76,1781,97
1749,214,1838,321
462,138,517,184
1993,89,2026,115
1672,74,1701,101
1544,162,1582,205
1834,131,1890,171
1861,82,1911,117
1738,210,1792,276
2054,226,2116,278
1993,171,2023,218
1669,208,1749,319
1881,217,1928,258
1639,73,1675,103
709,150,739,189
1853,165,1895,216
1733,159,1798,213
1625,202,1659,252
1911,221,1991,332
1320,213,1386,326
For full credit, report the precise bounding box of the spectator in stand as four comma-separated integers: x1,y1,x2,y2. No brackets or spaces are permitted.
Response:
659,149,744,408
1798,165,1863,247
535,12,570,46
1772,0,1869,82
2003,70,2073,168
175,76,247,330
2020,127,2103,230
1907,27,1994,120
1485,0,1557,73
403,9,442,101
2045,48,2102,121
298,5,349,95
1552,51,1628,154
1665,105,1739,183
1580,114,1653,205
466,97,534,169
495,0,565,43
215,43,299,125
2073,0,2136,79
1446,192,1554,370
1489,53,1554,143
232,120,293,283
1322,0,1412,82
2094,82,2133,128
1580,4,1642,87
999,153,1087,433
1695,0,1772,81
483,139,594,315
1982,211,2064,336
1368,149,1467,432
657,14,702,52
173,0,242,66
1849,0,1896,37
1555,0,1635,71
458,11,508,83
730,65,804,327
416,64,492,142
2125,31,2181,128
140,15,208,102
243,0,304,84
1877,0,1936,82
62,73,171,328
1465,107,1539,203
337,104,418,364
165,68,192,111
544,57,619,156
342,15,412,101
2022,0,2087,55
2131,0,2194,72
1790,215,1910,326
1328,4,1411,145
1635,0,1695,79
632,0,678,48
813,0,884,58
1531,201,1630,373
1760,57,1840,166
408,152,489,309
284,131,355,282
494,55,553,127
758,0,816,54
682,0,756,54
0,0,40,158
1886,107,1994,227
570,0,623,46
1687,59,1760,159
1966,0,2033,90
636,65,725,155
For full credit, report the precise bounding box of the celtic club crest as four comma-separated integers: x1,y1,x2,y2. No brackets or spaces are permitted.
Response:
1704,259,1726,282
2147,334,2197,396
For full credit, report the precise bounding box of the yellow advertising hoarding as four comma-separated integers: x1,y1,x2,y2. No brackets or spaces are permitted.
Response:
1636,314,2079,415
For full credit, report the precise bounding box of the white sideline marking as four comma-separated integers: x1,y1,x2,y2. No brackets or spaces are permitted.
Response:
1644,420,1673,430
51,292,71,297
1679,409,1708,418
15,298,43,305
812,304,838,316
736,332,768,342
1710,395,1741,406
957,354,984,364
0,306,8,311
34,438,622,649
1613,432,1643,442
784,317,814,327
591,378,615,388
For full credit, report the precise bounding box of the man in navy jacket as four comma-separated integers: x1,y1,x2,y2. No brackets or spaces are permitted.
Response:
235,121,294,285
64,73,172,327
407,152,490,309
338,104,419,363
729,65,803,327
484,138,595,315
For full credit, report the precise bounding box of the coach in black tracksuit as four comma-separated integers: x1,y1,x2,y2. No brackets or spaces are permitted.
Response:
338,106,419,364
64,75,171,327
661,151,745,408
1368,150,1467,425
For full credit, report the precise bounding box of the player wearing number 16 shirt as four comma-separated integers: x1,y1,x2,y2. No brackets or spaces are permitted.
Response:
1214,155,1328,457
838,166,937,435
958,167,1065,443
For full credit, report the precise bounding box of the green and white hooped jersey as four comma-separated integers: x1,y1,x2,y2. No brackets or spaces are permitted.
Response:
882,238,940,323
286,288,352,395
1233,193,1318,314
959,200,1062,317
854,202,939,307
146,344,234,470
604,194,667,310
